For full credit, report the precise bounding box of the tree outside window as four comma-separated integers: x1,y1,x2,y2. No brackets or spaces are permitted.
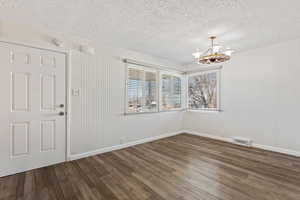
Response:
188,71,219,110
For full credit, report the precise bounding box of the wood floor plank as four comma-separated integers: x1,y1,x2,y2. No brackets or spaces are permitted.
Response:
15,173,25,199
132,145,264,199
156,136,300,189
76,158,120,200
53,163,78,200
63,163,93,200
1,133,300,200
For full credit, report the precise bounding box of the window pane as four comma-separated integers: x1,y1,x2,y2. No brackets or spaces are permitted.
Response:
127,67,157,113
127,68,141,112
188,71,218,110
143,71,157,112
161,74,181,110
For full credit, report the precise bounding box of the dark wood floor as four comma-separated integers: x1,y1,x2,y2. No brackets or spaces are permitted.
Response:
1,133,300,200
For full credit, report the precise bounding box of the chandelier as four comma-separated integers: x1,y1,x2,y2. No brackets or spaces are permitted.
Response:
193,36,234,64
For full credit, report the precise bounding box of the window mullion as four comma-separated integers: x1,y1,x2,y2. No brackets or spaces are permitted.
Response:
156,70,160,112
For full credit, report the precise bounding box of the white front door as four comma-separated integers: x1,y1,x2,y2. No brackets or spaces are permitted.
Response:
0,42,67,177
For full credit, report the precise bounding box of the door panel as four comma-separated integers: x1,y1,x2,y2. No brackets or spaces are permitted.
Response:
40,120,56,152
10,122,30,157
11,72,31,112
40,74,56,111
0,42,66,177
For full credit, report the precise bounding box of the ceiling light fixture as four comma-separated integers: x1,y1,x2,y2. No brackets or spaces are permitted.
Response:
193,36,234,64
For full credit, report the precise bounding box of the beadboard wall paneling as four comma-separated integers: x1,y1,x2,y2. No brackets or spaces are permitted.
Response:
0,22,184,158
70,48,184,156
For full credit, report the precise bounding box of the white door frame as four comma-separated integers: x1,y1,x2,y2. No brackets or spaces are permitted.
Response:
0,39,72,163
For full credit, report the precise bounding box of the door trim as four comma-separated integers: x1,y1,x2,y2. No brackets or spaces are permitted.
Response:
0,40,72,166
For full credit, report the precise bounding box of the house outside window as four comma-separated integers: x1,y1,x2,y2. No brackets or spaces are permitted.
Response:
160,73,182,111
127,65,158,113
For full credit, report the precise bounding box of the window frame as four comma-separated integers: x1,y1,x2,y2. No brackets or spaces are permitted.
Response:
125,63,159,114
159,71,184,112
187,69,221,112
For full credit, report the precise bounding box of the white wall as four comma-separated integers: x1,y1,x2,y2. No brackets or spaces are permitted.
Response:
70,47,183,156
0,21,183,157
184,38,300,152
2,20,299,158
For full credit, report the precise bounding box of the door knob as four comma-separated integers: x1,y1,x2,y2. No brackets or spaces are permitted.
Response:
59,104,64,108
59,112,65,116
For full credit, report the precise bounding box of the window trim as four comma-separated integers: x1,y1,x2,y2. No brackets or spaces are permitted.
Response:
124,59,222,115
187,69,221,112
125,63,160,114
159,71,184,112
125,63,184,115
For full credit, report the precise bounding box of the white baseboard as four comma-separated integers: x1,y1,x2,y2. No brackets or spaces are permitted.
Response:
0,159,65,177
3,130,299,177
183,130,300,158
184,130,233,143
69,131,182,161
253,143,300,157
70,130,300,160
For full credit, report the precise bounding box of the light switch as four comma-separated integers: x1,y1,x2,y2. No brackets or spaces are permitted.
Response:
72,88,80,96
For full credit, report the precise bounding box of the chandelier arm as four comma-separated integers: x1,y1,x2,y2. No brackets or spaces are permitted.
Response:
200,48,211,57
211,38,213,54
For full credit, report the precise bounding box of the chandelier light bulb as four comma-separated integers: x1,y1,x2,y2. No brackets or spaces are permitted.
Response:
212,45,222,53
224,49,234,56
192,51,201,59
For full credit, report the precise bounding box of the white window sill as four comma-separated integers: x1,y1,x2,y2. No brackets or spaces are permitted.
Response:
124,109,184,115
124,111,158,115
186,109,222,113
124,109,222,115
160,109,185,112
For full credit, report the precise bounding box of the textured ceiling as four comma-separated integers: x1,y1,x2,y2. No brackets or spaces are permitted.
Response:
0,0,300,64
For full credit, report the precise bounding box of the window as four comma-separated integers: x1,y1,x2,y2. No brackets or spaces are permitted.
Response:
188,70,220,111
160,73,182,111
126,65,158,113
126,61,220,114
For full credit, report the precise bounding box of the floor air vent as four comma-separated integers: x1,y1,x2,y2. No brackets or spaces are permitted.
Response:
233,137,252,146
